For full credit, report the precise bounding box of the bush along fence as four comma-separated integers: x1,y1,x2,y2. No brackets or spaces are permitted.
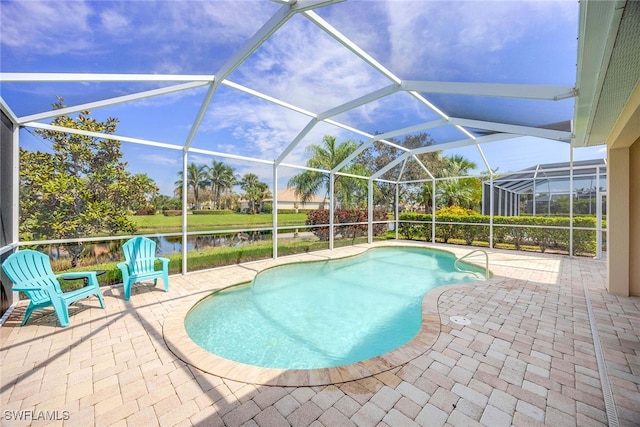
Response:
306,209,389,241
398,212,604,256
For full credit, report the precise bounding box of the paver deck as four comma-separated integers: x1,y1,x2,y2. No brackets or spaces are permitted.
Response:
1,241,639,426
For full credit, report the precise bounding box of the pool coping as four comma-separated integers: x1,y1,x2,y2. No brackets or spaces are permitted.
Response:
163,244,502,386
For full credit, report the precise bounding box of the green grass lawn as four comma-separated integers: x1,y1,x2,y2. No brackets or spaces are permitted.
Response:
130,213,308,233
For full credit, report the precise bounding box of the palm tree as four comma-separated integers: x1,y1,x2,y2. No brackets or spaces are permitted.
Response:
175,163,209,209
208,160,236,209
287,135,369,208
240,173,271,214
443,154,477,176
438,155,479,208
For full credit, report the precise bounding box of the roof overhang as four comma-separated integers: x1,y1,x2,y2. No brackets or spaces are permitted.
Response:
573,0,640,147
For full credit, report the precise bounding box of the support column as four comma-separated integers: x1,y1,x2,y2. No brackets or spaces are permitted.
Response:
431,179,436,242
329,172,335,250
272,166,278,259
607,146,630,295
395,183,399,240
569,145,574,257
181,152,188,274
606,82,640,296
0,113,20,314
489,175,494,248
368,179,373,244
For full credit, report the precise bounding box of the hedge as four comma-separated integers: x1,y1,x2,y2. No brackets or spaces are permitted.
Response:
306,209,388,241
192,209,235,215
277,209,315,214
399,213,603,255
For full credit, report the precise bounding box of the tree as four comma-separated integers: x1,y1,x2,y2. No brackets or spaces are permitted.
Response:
129,173,160,211
413,183,435,213
151,194,181,212
208,160,237,209
288,135,369,208
357,133,447,212
240,173,271,214
175,163,209,209
437,154,479,208
20,97,159,266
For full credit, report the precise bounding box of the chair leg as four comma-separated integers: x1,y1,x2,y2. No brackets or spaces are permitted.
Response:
162,274,169,292
124,281,132,301
22,302,36,326
95,290,106,308
51,298,70,328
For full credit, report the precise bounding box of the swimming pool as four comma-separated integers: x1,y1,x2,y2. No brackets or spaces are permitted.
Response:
185,246,483,370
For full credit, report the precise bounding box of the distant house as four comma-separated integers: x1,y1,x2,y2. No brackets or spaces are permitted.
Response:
266,188,326,211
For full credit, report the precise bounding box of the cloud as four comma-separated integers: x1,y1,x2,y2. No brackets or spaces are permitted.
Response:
109,1,278,73
379,1,578,79
194,13,401,162
99,8,130,33
140,153,179,166
202,93,311,159
233,16,390,113
1,0,277,72
0,1,93,54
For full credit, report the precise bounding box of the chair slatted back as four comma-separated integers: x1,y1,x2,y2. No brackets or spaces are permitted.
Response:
122,237,158,274
2,250,59,305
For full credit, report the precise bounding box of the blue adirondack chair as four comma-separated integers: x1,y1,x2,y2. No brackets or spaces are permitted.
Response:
117,236,169,300
1,250,106,327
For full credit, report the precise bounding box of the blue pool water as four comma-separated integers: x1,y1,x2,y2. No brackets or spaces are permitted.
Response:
185,247,482,369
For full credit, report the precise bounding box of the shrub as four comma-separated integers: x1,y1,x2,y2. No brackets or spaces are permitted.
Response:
163,209,182,216
134,208,155,215
306,209,388,241
435,215,459,243
436,206,479,216
398,211,603,256
191,209,235,215
573,217,597,255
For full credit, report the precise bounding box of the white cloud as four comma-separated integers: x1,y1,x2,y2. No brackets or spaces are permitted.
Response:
99,8,129,33
1,1,93,54
381,1,577,79
202,95,311,159
140,153,179,166
234,16,390,113
192,13,400,162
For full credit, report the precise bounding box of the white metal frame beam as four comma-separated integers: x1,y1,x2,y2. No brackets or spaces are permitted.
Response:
402,81,576,101
317,84,400,121
449,117,572,141
371,133,516,180
0,73,214,82
24,122,275,166
16,82,209,124
182,1,341,152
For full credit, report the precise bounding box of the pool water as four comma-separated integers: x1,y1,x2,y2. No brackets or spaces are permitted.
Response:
185,247,482,369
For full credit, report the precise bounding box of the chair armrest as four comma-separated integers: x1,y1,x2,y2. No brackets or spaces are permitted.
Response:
157,257,170,267
57,272,96,280
117,262,130,272
11,285,39,292
13,282,59,300
57,271,99,288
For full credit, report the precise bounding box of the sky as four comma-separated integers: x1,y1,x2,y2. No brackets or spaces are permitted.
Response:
0,0,606,196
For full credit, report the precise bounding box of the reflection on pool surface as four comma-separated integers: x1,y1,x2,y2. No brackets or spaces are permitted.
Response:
184,246,482,369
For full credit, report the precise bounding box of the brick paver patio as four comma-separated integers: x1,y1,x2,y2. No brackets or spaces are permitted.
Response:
1,242,639,426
